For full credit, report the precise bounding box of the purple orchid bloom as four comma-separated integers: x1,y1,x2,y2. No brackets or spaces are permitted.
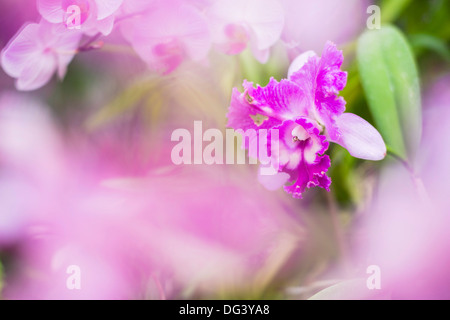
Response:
227,41,386,198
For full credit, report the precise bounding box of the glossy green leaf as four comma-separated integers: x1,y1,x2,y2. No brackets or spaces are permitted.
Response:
357,25,422,161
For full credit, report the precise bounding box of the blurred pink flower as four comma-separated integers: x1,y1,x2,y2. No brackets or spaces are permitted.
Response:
353,75,450,299
1,20,82,91
37,0,123,35
280,0,368,59
0,92,303,299
0,92,65,245
120,0,211,74
206,0,284,63
307,76,450,300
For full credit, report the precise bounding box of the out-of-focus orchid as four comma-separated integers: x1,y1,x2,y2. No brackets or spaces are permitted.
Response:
0,92,65,246
206,0,284,63
0,92,303,299
120,0,211,74
330,75,450,300
1,20,82,91
280,0,368,59
37,0,123,35
227,42,386,198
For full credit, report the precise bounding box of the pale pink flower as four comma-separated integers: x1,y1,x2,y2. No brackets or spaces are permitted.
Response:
1,20,82,91
0,92,303,299
206,0,284,63
280,0,368,59
120,0,211,74
0,92,65,246
37,0,123,36
349,75,450,300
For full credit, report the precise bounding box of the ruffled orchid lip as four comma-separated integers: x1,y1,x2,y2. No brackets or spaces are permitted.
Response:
275,118,331,198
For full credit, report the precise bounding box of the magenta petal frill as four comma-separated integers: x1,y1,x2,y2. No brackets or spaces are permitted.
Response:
227,41,386,199
289,41,347,142
272,118,331,199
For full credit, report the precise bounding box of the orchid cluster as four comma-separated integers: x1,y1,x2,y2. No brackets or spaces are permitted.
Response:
227,42,386,198
1,0,286,90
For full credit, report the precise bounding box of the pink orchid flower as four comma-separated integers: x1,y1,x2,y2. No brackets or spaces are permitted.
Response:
288,42,386,160
280,0,368,59
227,42,386,198
37,0,123,36
206,0,284,63
120,0,211,74
1,19,82,91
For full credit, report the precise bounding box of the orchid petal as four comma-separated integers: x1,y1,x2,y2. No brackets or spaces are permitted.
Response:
1,20,81,91
93,14,115,35
287,50,316,79
207,0,284,56
275,118,331,198
1,23,41,78
258,167,290,191
243,0,285,50
95,0,123,20
16,53,56,91
333,113,386,161
290,42,347,141
38,0,64,23
121,2,210,73
250,41,270,64
227,78,310,132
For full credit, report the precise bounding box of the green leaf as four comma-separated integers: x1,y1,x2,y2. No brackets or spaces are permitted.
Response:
357,25,422,161
409,33,450,62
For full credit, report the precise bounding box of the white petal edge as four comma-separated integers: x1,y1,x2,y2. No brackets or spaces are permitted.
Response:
333,113,387,161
